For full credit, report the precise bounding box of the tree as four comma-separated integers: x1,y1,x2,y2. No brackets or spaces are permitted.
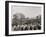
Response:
12,13,25,25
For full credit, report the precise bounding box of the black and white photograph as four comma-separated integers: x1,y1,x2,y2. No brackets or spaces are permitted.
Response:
11,5,41,31
5,1,45,36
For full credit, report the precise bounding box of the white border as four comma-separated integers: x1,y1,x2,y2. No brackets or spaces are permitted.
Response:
9,3,44,35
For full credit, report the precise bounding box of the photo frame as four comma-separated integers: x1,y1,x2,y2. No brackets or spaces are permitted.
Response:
5,1,45,36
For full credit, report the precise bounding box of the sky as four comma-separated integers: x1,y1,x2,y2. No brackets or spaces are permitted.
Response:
11,5,41,18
